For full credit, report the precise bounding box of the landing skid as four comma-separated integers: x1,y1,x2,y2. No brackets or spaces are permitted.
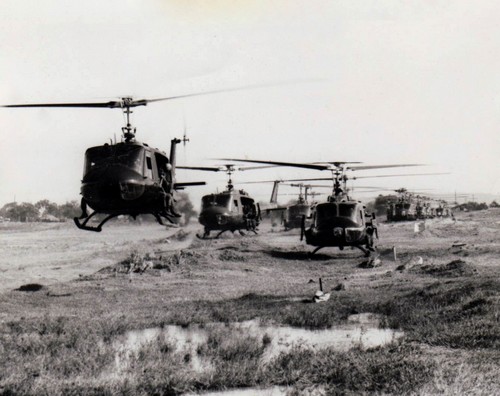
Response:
196,227,258,240
196,229,230,239
307,244,376,258
73,212,120,232
74,208,177,232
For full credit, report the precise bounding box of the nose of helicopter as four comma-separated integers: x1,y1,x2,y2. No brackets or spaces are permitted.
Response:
81,165,146,205
199,206,231,226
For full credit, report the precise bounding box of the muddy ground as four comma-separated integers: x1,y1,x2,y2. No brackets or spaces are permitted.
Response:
0,210,499,395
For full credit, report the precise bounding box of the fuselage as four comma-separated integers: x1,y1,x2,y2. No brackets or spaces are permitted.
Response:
81,141,169,214
284,203,311,229
198,190,259,231
304,201,369,247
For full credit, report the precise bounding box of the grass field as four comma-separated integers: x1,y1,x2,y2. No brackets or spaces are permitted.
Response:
0,210,499,395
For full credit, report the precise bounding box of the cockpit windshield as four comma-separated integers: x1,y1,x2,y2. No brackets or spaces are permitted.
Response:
202,194,231,209
315,203,337,227
338,203,357,219
315,202,361,227
84,144,144,175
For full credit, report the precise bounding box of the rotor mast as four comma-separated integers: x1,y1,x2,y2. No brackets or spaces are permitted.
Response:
121,98,137,142
329,167,350,202
225,166,235,191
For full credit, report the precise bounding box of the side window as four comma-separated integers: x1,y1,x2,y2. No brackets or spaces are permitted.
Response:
233,199,239,212
240,197,255,217
145,153,153,179
154,153,171,182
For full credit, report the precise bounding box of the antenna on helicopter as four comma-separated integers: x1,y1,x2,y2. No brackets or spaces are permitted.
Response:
182,114,190,147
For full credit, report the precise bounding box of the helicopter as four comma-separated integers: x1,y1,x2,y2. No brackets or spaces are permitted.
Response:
3,97,210,231
252,172,449,223
3,82,311,231
243,179,329,230
278,183,322,230
385,188,461,221
221,158,426,256
176,164,275,238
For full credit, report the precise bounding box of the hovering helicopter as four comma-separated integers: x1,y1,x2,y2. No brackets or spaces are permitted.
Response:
3,82,309,231
3,97,210,231
222,158,425,256
176,164,275,238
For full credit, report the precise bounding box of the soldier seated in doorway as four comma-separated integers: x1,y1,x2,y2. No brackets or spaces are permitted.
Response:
159,167,181,218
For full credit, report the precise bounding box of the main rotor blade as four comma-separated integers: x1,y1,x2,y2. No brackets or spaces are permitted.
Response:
3,79,321,109
352,187,434,193
240,177,333,184
347,164,425,171
255,172,446,183
287,183,332,188
177,166,222,172
146,79,323,104
177,164,276,172
219,158,330,171
276,177,333,182
311,161,362,165
221,159,426,172
3,101,129,109
214,164,278,171
174,181,206,189
352,172,450,180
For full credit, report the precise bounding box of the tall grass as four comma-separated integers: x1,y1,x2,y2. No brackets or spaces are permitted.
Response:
377,279,500,349
264,343,435,395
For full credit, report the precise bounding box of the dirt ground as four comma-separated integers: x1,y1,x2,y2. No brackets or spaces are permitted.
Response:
0,209,499,395
0,221,195,293
1,210,498,298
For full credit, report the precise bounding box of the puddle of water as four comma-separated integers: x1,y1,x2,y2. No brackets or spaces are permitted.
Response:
260,323,400,362
185,386,288,396
216,318,402,363
113,325,209,374
347,312,383,325
112,315,403,375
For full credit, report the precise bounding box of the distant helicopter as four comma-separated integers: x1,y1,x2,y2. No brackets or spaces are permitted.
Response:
254,172,449,223
177,164,273,238
385,189,459,221
222,158,425,256
3,82,307,231
243,179,328,230
278,183,321,230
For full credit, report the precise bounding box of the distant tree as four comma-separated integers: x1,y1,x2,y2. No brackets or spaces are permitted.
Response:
490,200,500,208
456,201,489,211
58,201,80,219
0,202,17,219
2,202,39,222
35,199,60,217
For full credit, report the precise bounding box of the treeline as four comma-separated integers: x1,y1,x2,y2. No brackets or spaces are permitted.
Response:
0,192,197,224
455,201,491,211
0,200,80,222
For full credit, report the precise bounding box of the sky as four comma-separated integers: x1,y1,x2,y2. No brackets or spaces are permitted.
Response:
1,0,500,209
